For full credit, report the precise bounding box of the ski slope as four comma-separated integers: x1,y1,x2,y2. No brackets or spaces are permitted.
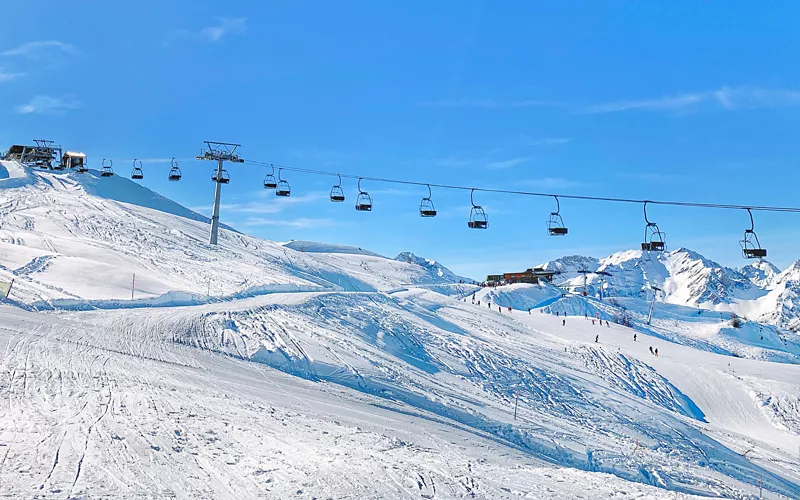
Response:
1,162,800,498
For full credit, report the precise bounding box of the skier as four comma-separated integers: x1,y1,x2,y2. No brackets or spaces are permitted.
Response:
655,348,659,357
606,321,610,327
633,333,637,342
477,300,481,306
507,306,511,313
562,319,566,326
592,319,595,325
528,308,531,315
488,302,491,309
556,311,559,317
649,346,654,355
595,334,599,343
498,306,502,313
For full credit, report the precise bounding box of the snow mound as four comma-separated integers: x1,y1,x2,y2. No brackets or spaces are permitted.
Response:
395,251,471,282
283,240,384,257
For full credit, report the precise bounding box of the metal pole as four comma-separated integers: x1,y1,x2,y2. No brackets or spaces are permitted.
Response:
210,158,223,245
131,273,135,300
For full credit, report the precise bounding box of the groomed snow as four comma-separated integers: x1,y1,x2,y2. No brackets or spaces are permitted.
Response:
1,163,799,498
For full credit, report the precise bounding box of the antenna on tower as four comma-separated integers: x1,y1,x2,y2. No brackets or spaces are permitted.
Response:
195,141,245,245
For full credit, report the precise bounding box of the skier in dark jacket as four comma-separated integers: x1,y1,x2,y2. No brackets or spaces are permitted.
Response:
595,334,599,343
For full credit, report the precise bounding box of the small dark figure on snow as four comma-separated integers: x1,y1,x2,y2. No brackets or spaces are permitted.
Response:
556,311,559,317
606,321,610,327
655,348,659,357
477,300,481,306
528,308,531,315
508,306,512,313
634,333,637,342
595,335,599,343
562,319,566,326
649,346,654,355
592,319,595,325
498,306,501,313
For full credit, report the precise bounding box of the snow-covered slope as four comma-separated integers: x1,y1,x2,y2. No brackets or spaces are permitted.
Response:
3,161,800,498
395,251,472,283
0,164,463,306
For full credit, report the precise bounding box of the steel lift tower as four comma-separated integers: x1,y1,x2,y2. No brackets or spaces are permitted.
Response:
196,141,245,245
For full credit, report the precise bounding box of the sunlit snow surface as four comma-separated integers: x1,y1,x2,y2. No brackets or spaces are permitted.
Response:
1,162,799,498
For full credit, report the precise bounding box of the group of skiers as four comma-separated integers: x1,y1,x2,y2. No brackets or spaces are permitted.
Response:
465,293,662,358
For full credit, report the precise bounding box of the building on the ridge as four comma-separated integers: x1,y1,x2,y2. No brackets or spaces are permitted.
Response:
484,268,556,286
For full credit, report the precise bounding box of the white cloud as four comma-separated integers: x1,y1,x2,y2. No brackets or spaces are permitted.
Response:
2,41,75,58
0,67,24,82
486,157,530,170
516,177,585,190
583,92,706,113
583,86,800,114
15,94,80,115
239,217,337,229
200,18,247,42
432,156,475,168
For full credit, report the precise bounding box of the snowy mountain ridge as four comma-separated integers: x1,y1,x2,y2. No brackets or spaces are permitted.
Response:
540,247,800,330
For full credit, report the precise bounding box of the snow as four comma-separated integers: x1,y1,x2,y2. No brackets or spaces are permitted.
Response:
1,161,800,498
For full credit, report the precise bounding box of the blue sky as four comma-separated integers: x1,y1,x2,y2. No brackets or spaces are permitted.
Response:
2,1,800,279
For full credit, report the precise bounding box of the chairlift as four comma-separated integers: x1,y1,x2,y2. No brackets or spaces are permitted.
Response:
355,178,373,211
467,189,488,229
330,174,345,202
419,184,437,217
76,159,88,173
641,202,666,251
101,159,114,177
211,168,230,184
264,164,278,189
276,168,291,196
168,158,182,181
131,159,144,180
740,208,767,259
547,196,568,235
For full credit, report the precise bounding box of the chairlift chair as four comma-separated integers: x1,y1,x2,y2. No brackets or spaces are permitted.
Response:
740,208,767,259
264,164,278,189
355,178,372,211
100,159,114,177
467,189,488,229
419,184,437,217
211,167,230,184
275,168,291,196
547,196,568,235
131,159,144,180
76,158,88,173
168,158,182,181
641,202,666,251
330,174,345,202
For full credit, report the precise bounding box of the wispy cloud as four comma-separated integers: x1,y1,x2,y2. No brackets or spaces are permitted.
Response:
584,86,800,114
486,157,530,170
15,94,80,115
0,67,24,82
2,40,76,58
516,177,586,190
432,156,475,168
190,192,326,216
239,217,337,229
420,98,566,109
199,18,247,42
